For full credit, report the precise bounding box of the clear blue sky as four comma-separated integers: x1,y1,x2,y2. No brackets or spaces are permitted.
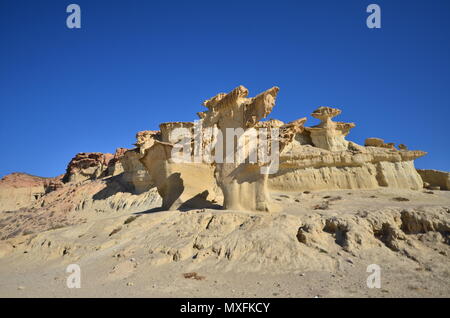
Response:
1,0,449,178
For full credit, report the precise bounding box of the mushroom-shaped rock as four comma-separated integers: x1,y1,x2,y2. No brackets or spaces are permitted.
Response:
305,106,355,152
311,106,341,127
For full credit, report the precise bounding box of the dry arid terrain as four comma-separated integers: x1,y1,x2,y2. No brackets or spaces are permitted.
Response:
0,86,449,298
0,186,449,298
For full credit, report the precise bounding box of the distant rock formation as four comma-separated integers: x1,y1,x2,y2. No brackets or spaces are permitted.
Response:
60,146,154,195
417,169,450,190
0,173,62,212
62,152,114,183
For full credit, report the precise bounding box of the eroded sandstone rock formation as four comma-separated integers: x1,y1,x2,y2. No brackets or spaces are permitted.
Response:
417,169,450,190
305,106,355,152
61,146,153,195
137,86,428,212
270,106,426,192
139,122,221,210
106,148,128,176
63,152,114,183
0,173,56,212
118,149,153,194
0,85,440,216
138,86,308,212
199,86,307,212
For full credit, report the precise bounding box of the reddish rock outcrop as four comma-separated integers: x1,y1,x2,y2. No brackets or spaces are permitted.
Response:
62,152,114,183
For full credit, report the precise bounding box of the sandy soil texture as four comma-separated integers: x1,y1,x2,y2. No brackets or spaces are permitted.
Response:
0,188,449,298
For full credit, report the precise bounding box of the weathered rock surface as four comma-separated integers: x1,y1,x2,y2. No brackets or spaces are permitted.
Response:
107,148,128,176
201,85,289,212
104,146,154,194
417,169,450,190
136,86,430,211
0,176,161,240
365,137,384,147
0,173,62,212
135,130,160,155
118,149,153,194
62,152,114,183
140,123,221,210
270,141,426,191
267,103,427,192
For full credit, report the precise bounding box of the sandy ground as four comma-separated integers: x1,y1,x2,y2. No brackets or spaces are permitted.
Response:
0,188,449,298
